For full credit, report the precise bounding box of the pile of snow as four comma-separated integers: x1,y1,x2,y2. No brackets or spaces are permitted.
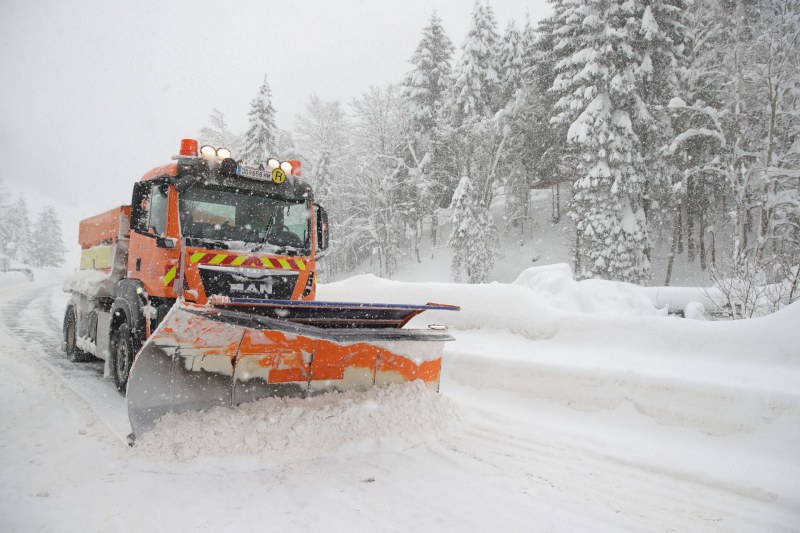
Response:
133,382,460,462
513,263,665,316
683,300,707,320
62,269,116,298
319,263,667,340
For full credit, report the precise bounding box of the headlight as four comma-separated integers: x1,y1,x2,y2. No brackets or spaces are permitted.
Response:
200,145,217,159
280,161,293,174
216,147,231,159
267,158,280,169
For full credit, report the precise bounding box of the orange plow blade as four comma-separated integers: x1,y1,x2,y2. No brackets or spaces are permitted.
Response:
127,300,457,440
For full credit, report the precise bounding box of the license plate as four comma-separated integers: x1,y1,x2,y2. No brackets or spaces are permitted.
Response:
236,165,270,181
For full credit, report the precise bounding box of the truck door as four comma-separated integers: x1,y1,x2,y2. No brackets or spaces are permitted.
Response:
128,180,180,298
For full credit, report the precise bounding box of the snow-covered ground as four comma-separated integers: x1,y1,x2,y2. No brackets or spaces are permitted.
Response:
0,267,798,532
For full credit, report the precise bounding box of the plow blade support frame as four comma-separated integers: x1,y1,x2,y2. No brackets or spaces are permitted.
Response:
127,301,455,439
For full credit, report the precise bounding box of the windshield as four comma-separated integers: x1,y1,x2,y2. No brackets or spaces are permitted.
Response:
178,185,311,256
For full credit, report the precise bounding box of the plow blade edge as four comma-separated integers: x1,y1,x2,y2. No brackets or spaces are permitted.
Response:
127,301,455,439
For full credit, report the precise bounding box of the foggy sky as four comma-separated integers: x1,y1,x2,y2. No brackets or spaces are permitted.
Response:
0,0,550,213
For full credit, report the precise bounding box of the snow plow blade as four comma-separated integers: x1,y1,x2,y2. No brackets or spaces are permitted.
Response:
127,299,458,440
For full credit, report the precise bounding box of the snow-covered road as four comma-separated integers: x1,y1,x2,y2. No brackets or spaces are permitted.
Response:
1,272,798,532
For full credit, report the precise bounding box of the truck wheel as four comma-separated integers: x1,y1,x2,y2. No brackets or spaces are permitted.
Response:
111,323,135,394
64,308,92,363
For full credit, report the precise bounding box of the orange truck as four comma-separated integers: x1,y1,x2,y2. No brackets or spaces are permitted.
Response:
63,139,458,440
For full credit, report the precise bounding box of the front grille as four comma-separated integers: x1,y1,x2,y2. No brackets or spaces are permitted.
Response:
199,267,298,300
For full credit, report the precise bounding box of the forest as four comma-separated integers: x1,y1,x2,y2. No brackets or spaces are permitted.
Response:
0,196,66,268
3,0,798,316
199,0,799,315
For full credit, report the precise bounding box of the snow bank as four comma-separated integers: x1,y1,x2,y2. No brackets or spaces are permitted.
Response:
633,284,722,314
447,330,800,437
133,382,460,462
319,264,667,339
514,263,665,317
321,266,799,437
444,300,800,436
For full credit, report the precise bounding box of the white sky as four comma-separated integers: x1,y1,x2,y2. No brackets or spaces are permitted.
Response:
0,0,550,211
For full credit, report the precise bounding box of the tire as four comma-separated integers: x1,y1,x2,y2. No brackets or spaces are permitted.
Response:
63,307,92,363
110,322,136,394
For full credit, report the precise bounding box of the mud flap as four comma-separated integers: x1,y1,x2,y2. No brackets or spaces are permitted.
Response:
127,301,455,440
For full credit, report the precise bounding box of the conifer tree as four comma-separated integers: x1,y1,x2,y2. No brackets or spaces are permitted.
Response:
242,75,278,166
551,0,655,283
403,11,454,139
30,206,67,267
446,2,503,281
402,11,457,239
451,1,501,125
448,176,495,282
5,197,33,262
0,180,10,249
497,21,525,108
520,2,575,197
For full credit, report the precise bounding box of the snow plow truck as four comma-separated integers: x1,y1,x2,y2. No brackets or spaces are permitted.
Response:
63,139,458,441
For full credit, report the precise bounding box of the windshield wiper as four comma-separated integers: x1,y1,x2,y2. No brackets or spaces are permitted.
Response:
253,211,279,253
185,237,230,250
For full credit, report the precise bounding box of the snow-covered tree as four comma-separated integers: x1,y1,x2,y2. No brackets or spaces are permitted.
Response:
451,1,500,125
505,12,573,231
0,180,10,249
241,75,278,166
401,11,457,219
701,0,800,305
662,0,727,281
198,108,241,156
4,197,33,262
497,21,525,108
448,175,495,282
295,95,347,157
445,2,506,281
551,0,659,283
321,86,411,277
295,94,349,205
747,0,800,261
29,206,67,267
403,11,454,139
273,129,302,161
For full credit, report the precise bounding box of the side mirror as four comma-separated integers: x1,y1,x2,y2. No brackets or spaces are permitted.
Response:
130,182,149,233
316,204,329,254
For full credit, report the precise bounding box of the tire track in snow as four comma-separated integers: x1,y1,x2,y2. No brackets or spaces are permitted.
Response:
440,358,800,531
446,422,789,532
0,282,130,443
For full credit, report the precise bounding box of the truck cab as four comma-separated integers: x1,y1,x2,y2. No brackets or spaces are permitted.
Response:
64,139,329,391
129,148,327,306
